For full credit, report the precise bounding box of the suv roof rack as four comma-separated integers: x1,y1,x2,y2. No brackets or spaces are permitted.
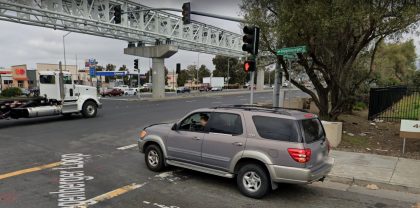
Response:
213,104,308,115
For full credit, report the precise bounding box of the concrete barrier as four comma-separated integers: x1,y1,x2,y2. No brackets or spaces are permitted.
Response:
321,121,343,147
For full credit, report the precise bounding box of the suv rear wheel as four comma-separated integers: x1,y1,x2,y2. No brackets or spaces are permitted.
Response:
145,144,164,172
236,164,270,198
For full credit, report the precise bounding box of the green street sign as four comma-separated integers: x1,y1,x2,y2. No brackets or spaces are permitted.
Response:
283,54,298,60
277,46,307,56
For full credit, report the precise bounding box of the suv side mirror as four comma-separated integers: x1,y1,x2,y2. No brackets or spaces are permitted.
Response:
171,123,178,130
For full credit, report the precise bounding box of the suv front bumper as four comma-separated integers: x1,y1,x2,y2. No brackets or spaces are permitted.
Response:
269,157,334,184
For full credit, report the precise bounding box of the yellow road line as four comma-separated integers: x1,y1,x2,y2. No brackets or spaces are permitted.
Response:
0,162,61,180
76,183,146,208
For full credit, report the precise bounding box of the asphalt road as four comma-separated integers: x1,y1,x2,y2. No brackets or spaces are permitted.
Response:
0,91,418,208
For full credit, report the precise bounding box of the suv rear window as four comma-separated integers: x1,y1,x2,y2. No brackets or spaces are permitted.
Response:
252,116,299,142
301,118,325,143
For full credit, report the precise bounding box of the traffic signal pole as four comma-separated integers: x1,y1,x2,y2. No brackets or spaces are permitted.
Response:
250,70,255,105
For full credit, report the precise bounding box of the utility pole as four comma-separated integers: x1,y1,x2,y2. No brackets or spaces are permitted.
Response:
227,58,230,89
137,68,141,99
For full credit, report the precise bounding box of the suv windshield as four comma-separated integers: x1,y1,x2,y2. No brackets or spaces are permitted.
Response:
301,118,325,143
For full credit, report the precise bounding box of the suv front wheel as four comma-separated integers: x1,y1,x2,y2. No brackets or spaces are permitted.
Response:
145,144,165,172
236,164,270,198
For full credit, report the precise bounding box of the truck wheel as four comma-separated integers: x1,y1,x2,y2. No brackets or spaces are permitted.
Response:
82,101,97,118
236,164,270,199
145,144,165,172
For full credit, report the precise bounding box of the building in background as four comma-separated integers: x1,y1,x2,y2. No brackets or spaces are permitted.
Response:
167,73,178,89
0,65,31,90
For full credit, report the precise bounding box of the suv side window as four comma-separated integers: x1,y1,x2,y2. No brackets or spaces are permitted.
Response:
207,113,243,135
252,116,299,142
178,112,211,132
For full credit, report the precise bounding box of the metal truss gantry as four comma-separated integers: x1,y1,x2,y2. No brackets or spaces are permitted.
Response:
0,0,244,57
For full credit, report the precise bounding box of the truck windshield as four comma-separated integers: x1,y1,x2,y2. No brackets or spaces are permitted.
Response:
301,118,325,143
40,75,55,84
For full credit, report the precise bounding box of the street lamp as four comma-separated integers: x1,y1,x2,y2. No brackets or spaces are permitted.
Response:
62,32,72,72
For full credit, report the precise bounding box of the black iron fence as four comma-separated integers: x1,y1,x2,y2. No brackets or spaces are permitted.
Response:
368,86,420,121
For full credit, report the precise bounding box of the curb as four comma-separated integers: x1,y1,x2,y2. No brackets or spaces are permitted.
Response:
102,90,273,102
326,175,420,195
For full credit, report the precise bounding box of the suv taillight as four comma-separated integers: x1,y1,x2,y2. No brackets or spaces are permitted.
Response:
288,148,311,163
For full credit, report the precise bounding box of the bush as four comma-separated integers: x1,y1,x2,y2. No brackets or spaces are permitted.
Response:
1,87,22,97
353,101,367,111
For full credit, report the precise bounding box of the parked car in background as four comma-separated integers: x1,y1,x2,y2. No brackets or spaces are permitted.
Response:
114,85,130,91
20,88,31,97
211,86,223,91
124,88,137,96
282,82,289,88
138,105,333,198
101,88,123,97
176,87,191,93
199,84,211,92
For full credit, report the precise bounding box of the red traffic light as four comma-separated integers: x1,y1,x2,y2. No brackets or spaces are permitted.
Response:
244,60,256,73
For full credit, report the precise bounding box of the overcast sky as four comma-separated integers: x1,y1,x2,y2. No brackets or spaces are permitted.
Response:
0,0,242,74
0,0,419,73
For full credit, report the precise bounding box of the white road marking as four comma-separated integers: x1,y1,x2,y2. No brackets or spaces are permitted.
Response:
185,100,197,103
117,144,138,150
212,101,222,104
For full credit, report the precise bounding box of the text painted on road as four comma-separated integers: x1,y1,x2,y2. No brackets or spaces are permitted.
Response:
50,153,93,208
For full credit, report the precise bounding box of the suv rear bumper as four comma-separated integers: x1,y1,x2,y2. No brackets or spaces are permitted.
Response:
269,157,334,184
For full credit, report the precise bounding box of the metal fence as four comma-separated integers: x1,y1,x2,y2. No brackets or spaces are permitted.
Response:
368,86,420,121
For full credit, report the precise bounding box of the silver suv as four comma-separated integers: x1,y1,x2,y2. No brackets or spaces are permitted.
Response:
138,105,334,198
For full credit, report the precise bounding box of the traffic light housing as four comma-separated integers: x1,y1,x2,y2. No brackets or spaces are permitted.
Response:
244,60,256,73
114,5,122,24
176,63,181,74
182,2,191,24
242,26,260,55
134,59,139,69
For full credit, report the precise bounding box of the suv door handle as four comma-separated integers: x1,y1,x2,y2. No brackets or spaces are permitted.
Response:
192,136,201,140
232,142,243,146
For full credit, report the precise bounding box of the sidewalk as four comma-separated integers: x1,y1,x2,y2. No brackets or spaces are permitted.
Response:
328,150,420,193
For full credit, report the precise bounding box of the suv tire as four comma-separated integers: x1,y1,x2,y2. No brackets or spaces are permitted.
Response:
145,144,165,172
236,163,270,198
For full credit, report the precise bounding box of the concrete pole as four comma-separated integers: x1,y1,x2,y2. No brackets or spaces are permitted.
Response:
152,58,165,99
227,58,230,89
256,67,264,91
250,71,255,105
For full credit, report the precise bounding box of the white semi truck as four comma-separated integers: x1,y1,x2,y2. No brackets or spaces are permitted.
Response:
0,71,102,120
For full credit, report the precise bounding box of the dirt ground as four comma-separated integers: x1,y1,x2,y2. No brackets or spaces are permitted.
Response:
336,110,420,160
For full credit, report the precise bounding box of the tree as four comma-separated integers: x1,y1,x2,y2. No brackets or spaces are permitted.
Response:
96,65,104,71
186,65,198,82
177,70,189,86
373,40,417,86
413,70,420,87
198,64,211,82
242,0,420,120
212,55,247,85
106,64,116,71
